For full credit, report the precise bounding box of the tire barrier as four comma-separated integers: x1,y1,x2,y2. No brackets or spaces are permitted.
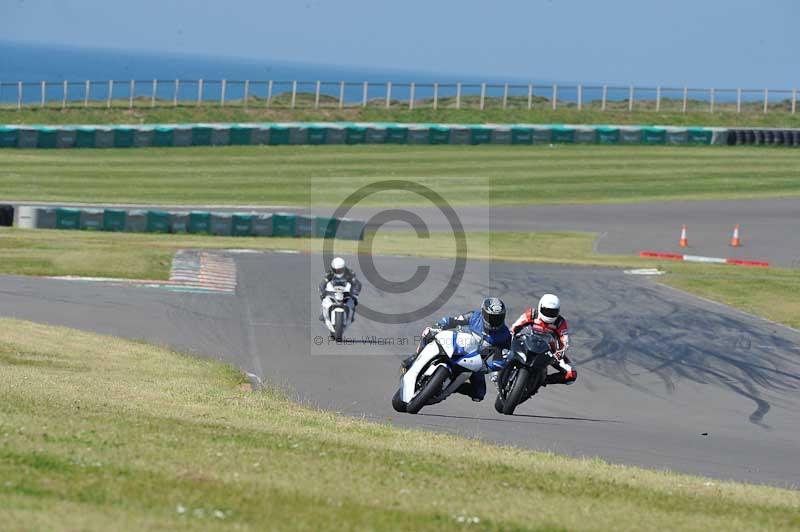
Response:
727,128,799,146
0,122,741,149
28,207,365,240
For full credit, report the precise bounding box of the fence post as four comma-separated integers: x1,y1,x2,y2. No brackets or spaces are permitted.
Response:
527,83,533,110
551,84,557,110
681,87,687,113
409,82,415,110
338,81,345,110
627,85,634,111
655,86,661,112
62,80,68,109
601,85,607,111
313,81,320,109
456,82,462,109
432,82,438,110
40,80,46,108
243,80,249,108
736,88,741,113
174,79,180,107
480,82,486,110
266,80,273,108
129,80,135,109
84,80,90,108
793,88,797,114
220,79,226,107
763,88,768,113
709,88,715,113
106,80,112,108
501,83,508,110
577,84,583,111
17,81,22,110
386,81,392,108
151,79,157,107
362,81,369,107
197,78,204,106
290,80,297,109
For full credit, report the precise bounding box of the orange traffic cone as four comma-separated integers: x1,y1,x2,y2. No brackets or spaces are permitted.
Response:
730,224,741,247
679,225,688,248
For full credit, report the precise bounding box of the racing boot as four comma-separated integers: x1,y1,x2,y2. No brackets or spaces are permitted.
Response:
543,368,577,386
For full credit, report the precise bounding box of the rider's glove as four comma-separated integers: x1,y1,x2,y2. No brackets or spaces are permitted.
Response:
422,326,440,343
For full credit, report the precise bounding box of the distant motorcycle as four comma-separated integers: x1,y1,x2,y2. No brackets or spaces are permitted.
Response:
321,279,355,341
494,327,560,415
392,330,504,414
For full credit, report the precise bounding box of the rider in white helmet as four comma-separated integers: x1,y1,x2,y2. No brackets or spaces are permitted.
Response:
319,257,362,317
509,294,577,385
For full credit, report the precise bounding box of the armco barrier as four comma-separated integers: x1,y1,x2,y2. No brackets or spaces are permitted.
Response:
8,122,800,149
29,205,365,241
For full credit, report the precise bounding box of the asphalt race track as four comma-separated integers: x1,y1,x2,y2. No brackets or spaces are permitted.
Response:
1,251,799,488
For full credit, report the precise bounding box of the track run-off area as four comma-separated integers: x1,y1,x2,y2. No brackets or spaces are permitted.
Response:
1,250,798,487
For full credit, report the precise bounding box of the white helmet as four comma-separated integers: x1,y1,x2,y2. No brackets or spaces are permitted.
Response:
537,294,561,324
331,257,346,278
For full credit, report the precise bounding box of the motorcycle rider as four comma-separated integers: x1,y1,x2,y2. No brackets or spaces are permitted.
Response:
319,257,362,319
510,293,577,385
400,297,511,402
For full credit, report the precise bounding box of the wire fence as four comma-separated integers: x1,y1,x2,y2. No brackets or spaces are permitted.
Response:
0,79,797,114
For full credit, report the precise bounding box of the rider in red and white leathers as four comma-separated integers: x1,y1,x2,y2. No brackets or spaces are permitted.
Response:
510,293,577,385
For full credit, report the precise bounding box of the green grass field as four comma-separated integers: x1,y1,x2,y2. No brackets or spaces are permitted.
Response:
3,227,800,329
3,101,800,128
1,319,798,531
2,144,800,206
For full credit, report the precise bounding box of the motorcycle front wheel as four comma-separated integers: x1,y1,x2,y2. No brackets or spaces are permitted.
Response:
502,365,530,415
405,366,449,415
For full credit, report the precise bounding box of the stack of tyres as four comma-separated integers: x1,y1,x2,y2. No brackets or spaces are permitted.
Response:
173,126,193,147
210,213,233,236
335,219,366,240
17,128,38,148
35,208,57,229
364,125,386,144
295,215,315,237
407,126,431,145
147,211,172,233
231,214,254,236
94,128,114,148
324,126,346,145
103,209,127,231
56,128,77,148
250,125,271,145
619,127,642,144
530,126,551,144
125,210,148,232
210,126,230,146
80,209,104,230
188,211,212,234
574,127,595,144
288,125,308,145
665,127,688,145
134,127,155,148
0,127,17,148
449,126,471,145
489,127,511,144
171,212,189,233
253,214,273,236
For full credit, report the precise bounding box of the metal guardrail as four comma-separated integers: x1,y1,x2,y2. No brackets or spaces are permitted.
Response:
0,79,797,114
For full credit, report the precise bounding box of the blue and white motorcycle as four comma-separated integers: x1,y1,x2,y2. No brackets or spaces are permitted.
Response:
392,330,505,414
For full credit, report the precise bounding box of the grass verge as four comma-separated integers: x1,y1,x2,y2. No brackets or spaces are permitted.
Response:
2,145,800,206
4,104,800,128
1,318,798,531
3,227,800,329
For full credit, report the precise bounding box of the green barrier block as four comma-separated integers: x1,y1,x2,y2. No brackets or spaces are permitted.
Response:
191,126,213,146
0,127,18,148
94,128,114,148
641,127,666,144
295,215,315,237
491,128,512,144
574,128,596,143
56,128,77,148
325,127,346,144
55,208,80,230
385,126,409,144
36,127,58,149
511,127,533,144
230,126,253,145
173,127,193,146
687,128,713,145
336,219,366,240
307,126,327,145
210,127,230,146
272,213,296,237
596,127,620,144
346,126,366,144
251,126,271,145
314,216,339,239
188,211,211,234
429,126,450,144
666,128,688,144
231,214,254,236
125,210,147,232
103,209,127,232
211,214,232,236
133,128,154,147
253,214,273,236
113,127,135,148
17,128,38,148
408,127,430,144
146,210,172,233
619,127,642,144
470,127,493,145
551,127,575,144
153,126,174,147
364,126,387,143
36,208,57,229
80,209,103,230
269,125,290,145
75,127,96,148
531,127,552,144
288,126,308,145
449,127,470,145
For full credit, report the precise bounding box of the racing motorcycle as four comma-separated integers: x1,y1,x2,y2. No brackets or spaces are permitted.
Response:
321,278,355,342
494,327,560,415
392,330,505,414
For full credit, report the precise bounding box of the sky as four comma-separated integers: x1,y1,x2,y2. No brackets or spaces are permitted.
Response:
1,0,798,87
